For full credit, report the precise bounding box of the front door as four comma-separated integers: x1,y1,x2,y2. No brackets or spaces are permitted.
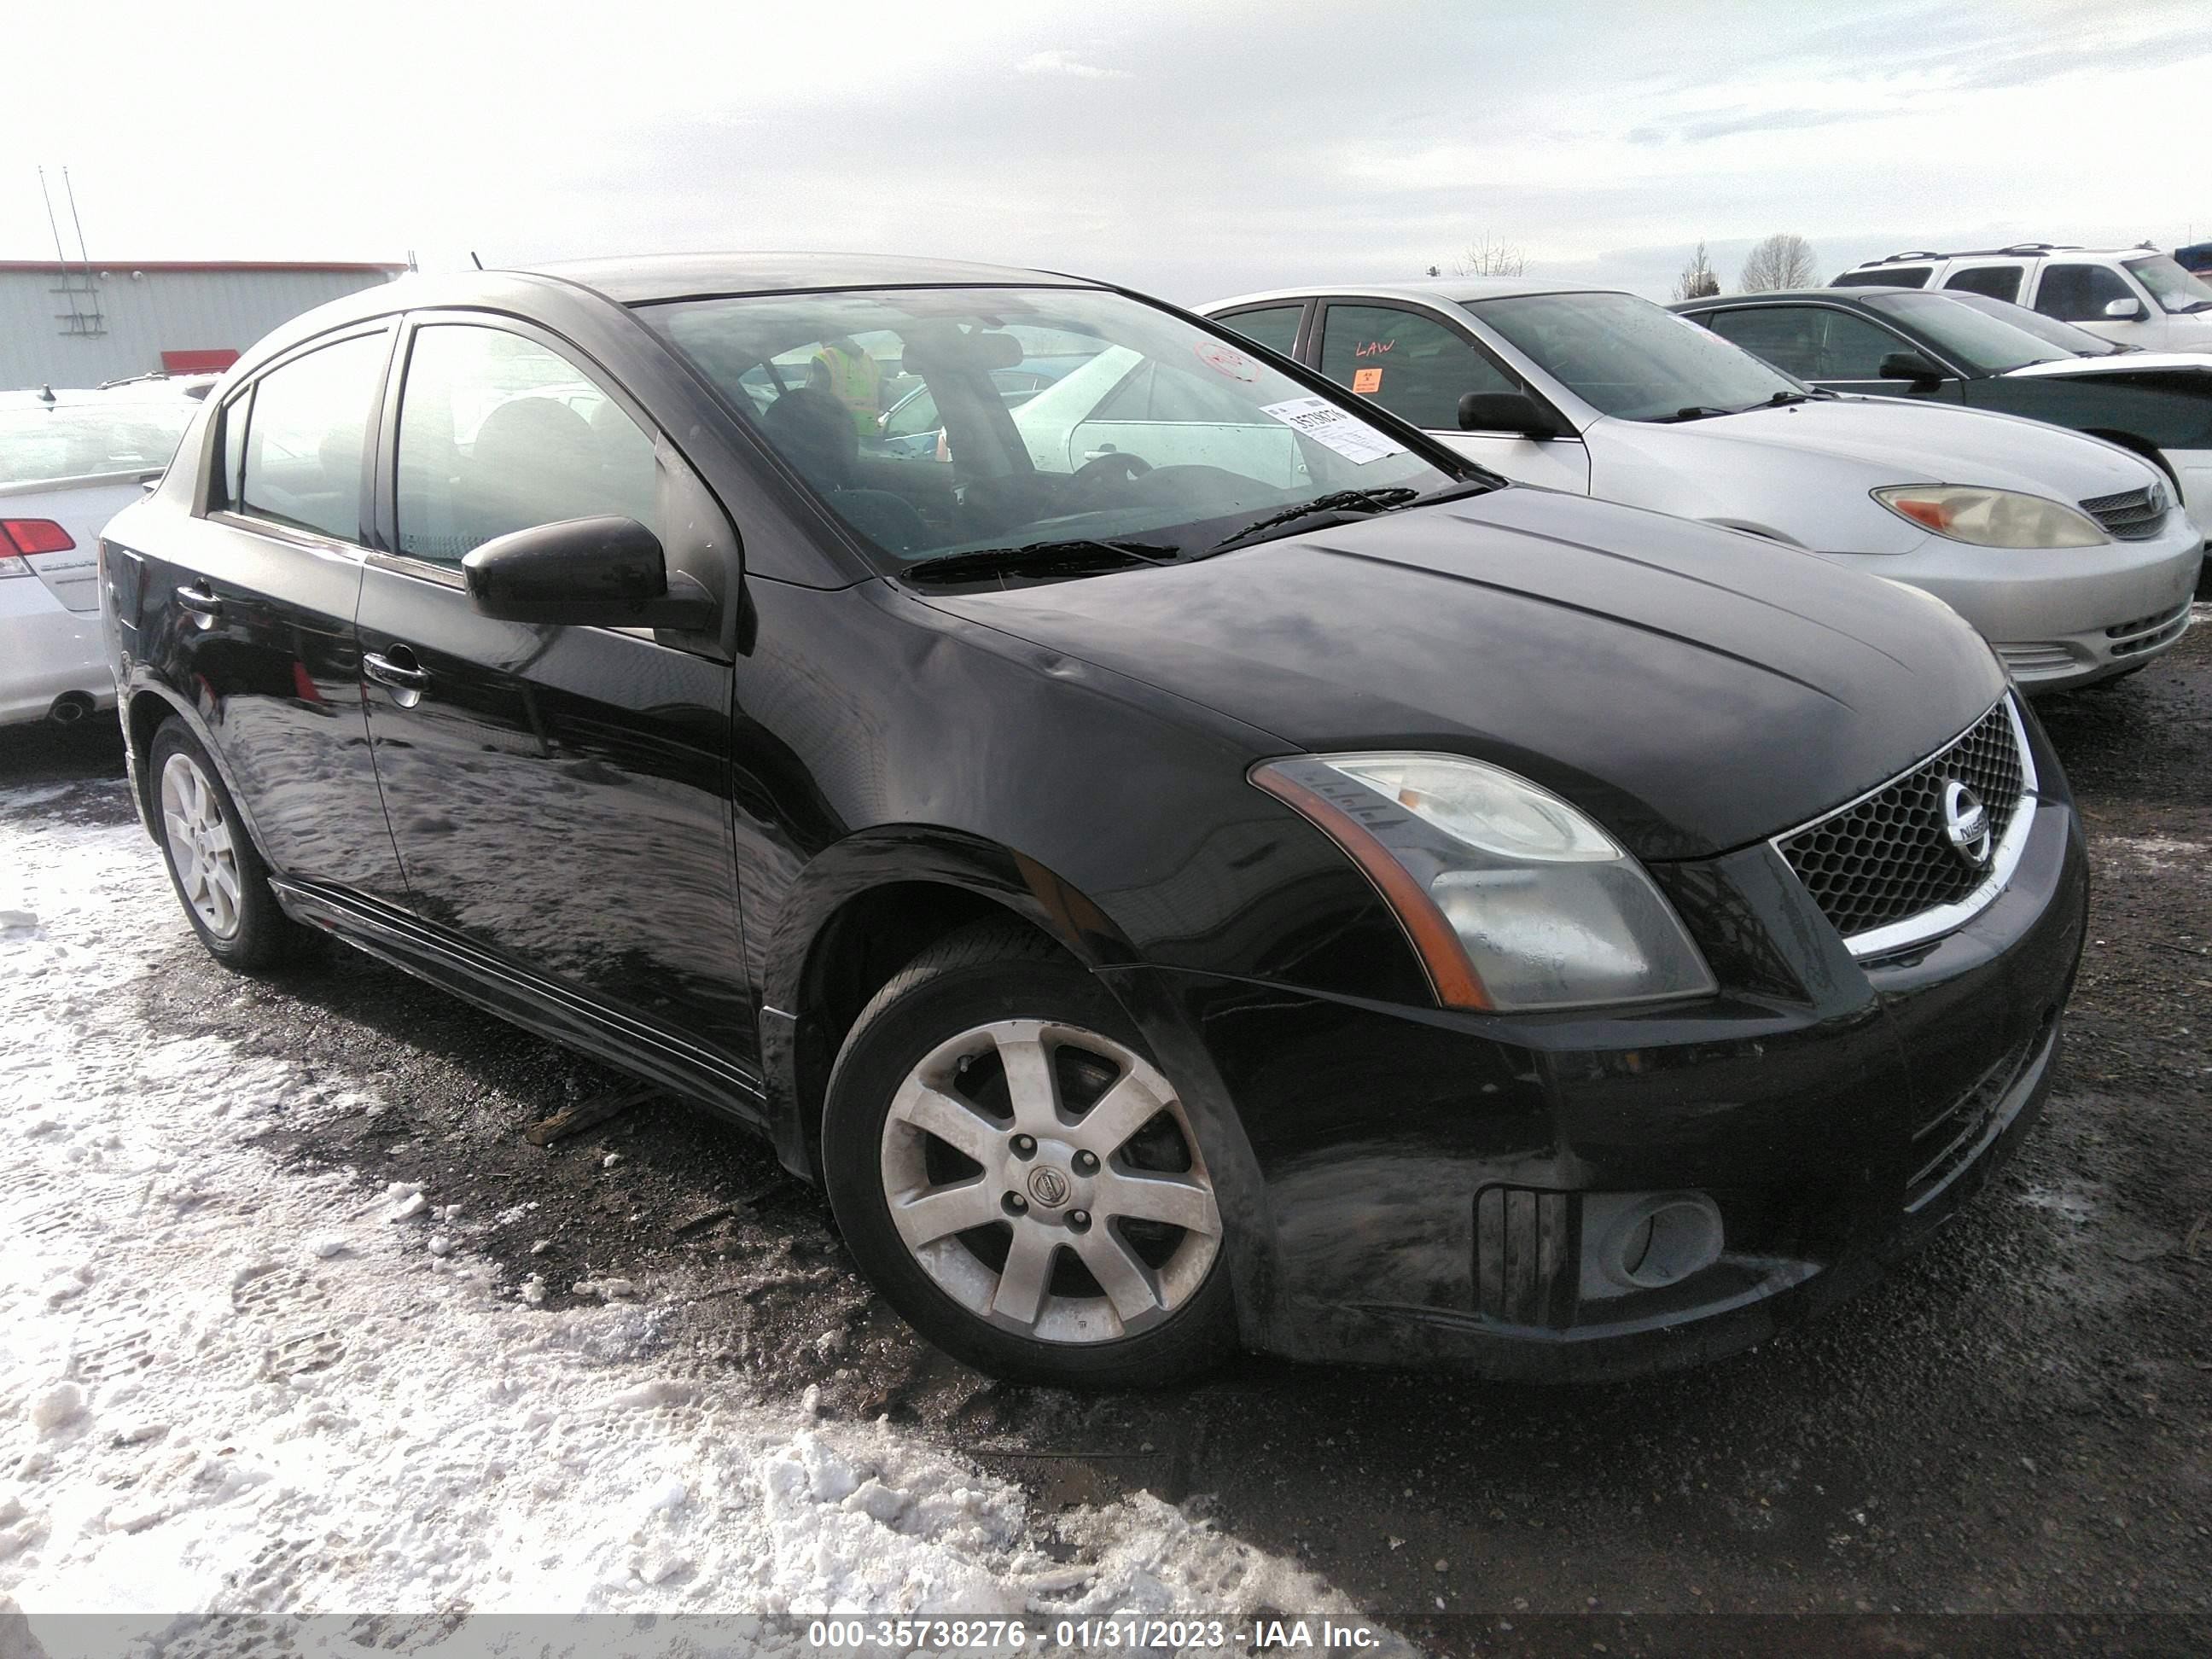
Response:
2029,261,2160,349
354,315,759,1095
1701,303,1965,401
1313,301,1591,492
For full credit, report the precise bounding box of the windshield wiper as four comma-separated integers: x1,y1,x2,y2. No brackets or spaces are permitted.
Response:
1200,487,1424,557
898,538,1179,584
1655,405,1732,422
1760,388,1831,405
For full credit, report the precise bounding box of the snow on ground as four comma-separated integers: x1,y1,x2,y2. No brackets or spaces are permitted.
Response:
0,785,1367,1628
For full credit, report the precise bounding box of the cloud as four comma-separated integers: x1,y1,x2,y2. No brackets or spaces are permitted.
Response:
1016,48,1129,79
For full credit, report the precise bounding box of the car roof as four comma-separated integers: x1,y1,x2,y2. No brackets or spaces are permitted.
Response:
526,251,1097,304
1848,245,2158,268
1206,276,1618,311
1678,288,1918,306
0,379,214,408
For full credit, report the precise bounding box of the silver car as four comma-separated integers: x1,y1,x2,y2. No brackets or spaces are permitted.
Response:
1202,280,2203,690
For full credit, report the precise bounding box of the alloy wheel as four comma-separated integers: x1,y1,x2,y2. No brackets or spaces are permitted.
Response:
877,1018,1222,1344
160,752,243,940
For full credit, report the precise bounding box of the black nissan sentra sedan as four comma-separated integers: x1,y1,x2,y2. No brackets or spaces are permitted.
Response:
96,254,2087,1387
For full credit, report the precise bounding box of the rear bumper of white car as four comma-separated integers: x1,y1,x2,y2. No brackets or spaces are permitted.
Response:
1860,512,2204,692
0,576,114,728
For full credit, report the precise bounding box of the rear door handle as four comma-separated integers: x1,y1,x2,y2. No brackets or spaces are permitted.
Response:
175,584,222,618
363,650,432,693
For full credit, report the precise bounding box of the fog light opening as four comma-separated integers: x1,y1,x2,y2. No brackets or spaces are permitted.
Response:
1600,1193,1724,1291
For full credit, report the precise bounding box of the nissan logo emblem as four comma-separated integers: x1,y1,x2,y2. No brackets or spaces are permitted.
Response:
1941,779,1992,869
1027,1167,1070,1209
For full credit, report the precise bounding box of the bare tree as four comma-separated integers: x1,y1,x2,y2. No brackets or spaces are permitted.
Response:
1738,233,1819,292
1673,241,1720,300
1450,231,1527,278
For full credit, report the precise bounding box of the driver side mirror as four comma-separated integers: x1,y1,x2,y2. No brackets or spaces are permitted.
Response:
1878,351,1947,387
2102,295,2145,321
463,515,716,631
1458,391,1561,439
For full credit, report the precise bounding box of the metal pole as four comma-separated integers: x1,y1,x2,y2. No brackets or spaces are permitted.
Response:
61,166,100,331
37,166,87,333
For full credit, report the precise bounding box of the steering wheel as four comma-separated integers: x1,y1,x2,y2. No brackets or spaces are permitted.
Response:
1069,449,1153,504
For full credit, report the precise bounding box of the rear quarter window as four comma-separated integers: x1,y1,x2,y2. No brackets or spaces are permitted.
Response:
1834,268,1931,289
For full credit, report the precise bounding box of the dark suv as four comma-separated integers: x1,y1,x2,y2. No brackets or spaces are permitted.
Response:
98,254,2087,1387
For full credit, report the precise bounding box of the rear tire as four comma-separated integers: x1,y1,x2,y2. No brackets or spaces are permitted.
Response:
822,922,1237,1388
148,719,313,971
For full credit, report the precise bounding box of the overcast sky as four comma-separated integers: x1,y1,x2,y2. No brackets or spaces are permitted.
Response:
10,0,2209,304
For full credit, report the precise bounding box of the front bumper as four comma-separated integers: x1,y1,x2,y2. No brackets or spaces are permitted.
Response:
1857,515,2203,690
1109,736,2089,1379
0,579,114,727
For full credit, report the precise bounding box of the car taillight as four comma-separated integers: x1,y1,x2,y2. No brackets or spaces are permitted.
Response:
2,518,77,556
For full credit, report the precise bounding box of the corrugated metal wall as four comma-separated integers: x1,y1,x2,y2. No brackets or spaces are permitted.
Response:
0,266,401,389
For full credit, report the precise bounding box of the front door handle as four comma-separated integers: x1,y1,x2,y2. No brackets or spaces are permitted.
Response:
175,584,222,619
363,649,432,706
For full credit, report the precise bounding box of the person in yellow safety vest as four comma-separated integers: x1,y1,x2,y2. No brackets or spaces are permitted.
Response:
809,336,883,440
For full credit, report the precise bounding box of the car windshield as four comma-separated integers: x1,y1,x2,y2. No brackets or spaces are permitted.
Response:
1860,292,2074,373
639,286,1464,570
0,398,198,486
1939,292,2128,356
2124,255,2212,315
1466,290,1802,422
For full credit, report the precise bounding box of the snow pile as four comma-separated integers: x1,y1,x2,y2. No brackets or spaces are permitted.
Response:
0,793,1362,1623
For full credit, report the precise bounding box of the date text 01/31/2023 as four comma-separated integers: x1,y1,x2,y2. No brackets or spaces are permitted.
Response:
803,1616,1387,1650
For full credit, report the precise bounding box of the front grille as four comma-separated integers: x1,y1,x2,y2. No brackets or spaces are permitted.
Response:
2106,599,2192,658
2079,484,2167,541
1775,700,2028,944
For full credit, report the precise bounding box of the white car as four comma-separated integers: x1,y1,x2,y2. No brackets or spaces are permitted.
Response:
1200,279,2203,690
1,379,207,728
1831,245,2212,354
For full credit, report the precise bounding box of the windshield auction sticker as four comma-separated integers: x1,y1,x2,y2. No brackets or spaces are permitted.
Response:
1260,396,1408,464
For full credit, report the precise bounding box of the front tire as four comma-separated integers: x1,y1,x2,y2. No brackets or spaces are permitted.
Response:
148,719,311,971
822,923,1237,1388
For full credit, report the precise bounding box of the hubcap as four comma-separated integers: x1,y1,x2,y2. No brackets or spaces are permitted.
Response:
160,753,243,940
878,1019,1222,1344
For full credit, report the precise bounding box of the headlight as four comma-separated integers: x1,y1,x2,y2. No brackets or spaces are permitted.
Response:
1872,485,2110,548
1252,753,1717,1012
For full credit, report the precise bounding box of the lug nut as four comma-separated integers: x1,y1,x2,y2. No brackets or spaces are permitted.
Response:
1011,1134,1037,1158
1073,1150,1098,1174
1068,1209,1091,1232
1003,1192,1028,1215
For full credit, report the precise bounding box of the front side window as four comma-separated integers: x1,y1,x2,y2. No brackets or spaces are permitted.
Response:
1863,293,2071,374
1943,265,2024,303
640,286,1463,569
2034,263,2137,323
394,323,659,565
1219,306,1303,358
236,331,388,541
2124,255,2212,315
1317,305,1516,429
1813,311,1919,380
1468,291,1800,422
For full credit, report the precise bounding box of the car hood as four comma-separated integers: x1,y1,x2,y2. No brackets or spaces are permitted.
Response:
1600,395,2157,498
921,488,2005,859
2005,351,2212,378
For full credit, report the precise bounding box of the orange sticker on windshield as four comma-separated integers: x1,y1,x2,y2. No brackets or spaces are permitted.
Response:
1352,367,1383,394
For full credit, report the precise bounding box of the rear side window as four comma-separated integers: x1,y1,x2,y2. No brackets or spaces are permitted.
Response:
236,333,388,541
394,323,660,566
1702,307,1822,378
1834,267,1930,288
1317,304,1515,428
2034,264,2135,323
1219,306,1303,358
1944,265,2023,303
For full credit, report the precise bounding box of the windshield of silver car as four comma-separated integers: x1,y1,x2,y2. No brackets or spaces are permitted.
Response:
638,287,1464,568
1466,291,1803,422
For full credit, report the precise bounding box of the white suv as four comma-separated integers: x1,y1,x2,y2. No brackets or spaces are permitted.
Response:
1831,245,2212,353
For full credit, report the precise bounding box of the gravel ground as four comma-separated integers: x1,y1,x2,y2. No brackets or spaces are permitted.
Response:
3,617,2208,1635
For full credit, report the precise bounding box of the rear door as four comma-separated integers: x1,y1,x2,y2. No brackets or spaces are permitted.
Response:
1313,300,1589,491
1940,262,2028,305
354,312,760,1095
108,325,403,894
